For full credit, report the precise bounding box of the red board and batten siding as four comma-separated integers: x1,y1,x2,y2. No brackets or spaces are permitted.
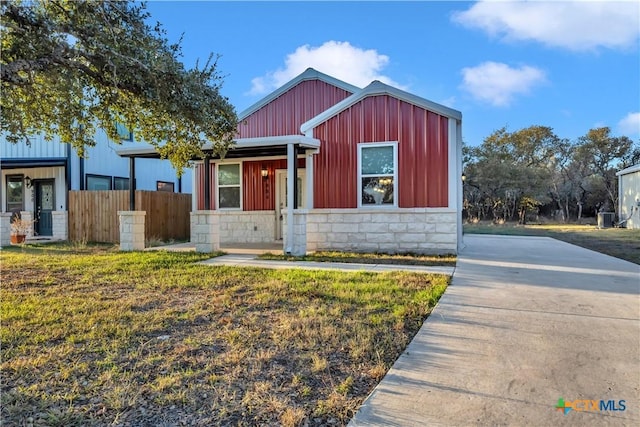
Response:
195,164,216,210
237,80,353,138
313,95,449,209
242,158,305,210
195,159,306,211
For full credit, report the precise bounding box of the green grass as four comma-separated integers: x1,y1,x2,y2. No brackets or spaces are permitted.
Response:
259,251,456,267
464,222,640,265
0,243,449,426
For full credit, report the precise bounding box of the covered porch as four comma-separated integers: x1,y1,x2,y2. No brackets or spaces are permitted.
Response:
117,135,320,254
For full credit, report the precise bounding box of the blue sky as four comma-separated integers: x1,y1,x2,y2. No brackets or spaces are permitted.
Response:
145,0,640,146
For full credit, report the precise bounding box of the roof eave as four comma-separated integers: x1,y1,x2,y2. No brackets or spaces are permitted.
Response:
300,81,462,135
116,135,321,158
616,164,640,176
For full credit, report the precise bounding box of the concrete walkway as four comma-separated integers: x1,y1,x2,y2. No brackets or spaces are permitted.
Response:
199,253,455,275
349,234,640,426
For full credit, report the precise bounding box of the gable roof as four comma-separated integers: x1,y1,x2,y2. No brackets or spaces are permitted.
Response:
239,68,361,120
300,80,462,135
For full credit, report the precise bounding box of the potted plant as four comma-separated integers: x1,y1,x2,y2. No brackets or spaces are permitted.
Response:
10,217,34,244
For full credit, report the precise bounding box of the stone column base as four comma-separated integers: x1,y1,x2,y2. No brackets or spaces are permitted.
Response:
283,210,307,256
0,213,12,247
52,211,68,241
118,211,146,251
190,211,220,253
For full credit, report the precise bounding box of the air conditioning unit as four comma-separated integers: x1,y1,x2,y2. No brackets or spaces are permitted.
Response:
597,212,614,228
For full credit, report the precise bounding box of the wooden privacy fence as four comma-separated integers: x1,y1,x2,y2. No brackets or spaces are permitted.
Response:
69,191,192,243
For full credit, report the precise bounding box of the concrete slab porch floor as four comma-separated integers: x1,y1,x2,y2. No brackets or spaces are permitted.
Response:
349,234,640,426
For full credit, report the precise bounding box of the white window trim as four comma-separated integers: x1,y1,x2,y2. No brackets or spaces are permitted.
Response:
215,161,243,210
357,142,398,208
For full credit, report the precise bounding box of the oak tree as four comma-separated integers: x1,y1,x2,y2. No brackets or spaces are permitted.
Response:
1,0,237,172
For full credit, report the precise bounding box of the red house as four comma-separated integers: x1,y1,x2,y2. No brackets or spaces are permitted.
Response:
120,68,463,254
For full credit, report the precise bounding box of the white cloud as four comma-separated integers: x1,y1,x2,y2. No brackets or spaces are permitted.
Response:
452,1,640,51
248,41,405,95
460,61,546,107
618,112,640,135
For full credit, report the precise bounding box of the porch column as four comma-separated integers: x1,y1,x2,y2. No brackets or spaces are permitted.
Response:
305,150,314,209
129,157,136,210
204,156,211,210
286,143,295,254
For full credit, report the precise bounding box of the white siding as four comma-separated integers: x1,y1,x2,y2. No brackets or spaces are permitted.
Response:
619,170,640,229
78,129,191,192
1,134,67,158
1,166,66,212
2,131,192,194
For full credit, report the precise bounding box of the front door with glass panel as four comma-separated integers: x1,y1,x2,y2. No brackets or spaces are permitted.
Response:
276,169,305,240
35,179,54,236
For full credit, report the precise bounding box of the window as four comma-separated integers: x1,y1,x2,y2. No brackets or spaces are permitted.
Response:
156,181,174,192
115,122,133,141
114,177,130,190
6,175,24,214
217,163,241,209
86,174,112,190
358,142,398,207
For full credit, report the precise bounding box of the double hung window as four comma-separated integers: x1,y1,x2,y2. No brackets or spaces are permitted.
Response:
217,163,241,209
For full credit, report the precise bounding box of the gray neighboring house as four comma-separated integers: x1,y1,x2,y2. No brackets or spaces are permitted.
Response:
617,164,640,229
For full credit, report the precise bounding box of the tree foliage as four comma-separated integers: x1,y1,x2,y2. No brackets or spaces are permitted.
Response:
464,126,638,223
1,0,237,173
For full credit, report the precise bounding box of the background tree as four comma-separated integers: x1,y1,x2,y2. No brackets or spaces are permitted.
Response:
1,0,237,173
464,126,561,224
463,125,638,223
575,127,634,213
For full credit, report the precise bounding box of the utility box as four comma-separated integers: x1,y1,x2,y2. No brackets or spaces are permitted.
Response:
597,212,615,228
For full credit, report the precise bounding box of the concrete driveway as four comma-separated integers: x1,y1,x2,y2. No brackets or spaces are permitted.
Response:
350,234,640,426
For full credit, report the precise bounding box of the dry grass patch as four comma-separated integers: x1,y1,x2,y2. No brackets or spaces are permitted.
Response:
1,243,448,426
259,250,456,266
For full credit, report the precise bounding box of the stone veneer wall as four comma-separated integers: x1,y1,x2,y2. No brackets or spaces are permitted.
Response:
218,211,276,244
52,211,68,240
305,208,457,254
0,213,12,246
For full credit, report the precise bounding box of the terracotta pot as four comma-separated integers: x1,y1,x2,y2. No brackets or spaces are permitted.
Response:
10,234,26,244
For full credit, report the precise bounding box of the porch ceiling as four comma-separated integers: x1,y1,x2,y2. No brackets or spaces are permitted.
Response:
116,135,320,160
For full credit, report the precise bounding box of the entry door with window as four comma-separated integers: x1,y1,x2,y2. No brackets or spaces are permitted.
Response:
35,180,54,236
276,170,305,240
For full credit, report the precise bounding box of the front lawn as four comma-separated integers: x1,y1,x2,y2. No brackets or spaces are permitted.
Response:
1,243,448,426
